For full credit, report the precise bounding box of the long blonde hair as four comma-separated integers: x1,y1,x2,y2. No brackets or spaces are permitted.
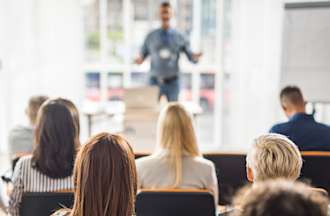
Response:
155,103,200,187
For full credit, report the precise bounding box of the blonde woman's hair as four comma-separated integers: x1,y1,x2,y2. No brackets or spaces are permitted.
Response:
246,134,302,181
155,103,200,187
26,95,49,125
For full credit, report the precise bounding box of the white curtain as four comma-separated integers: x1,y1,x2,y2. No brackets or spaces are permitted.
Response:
0,0,84,152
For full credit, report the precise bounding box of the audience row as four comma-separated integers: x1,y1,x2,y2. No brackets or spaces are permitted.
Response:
3,85,330,215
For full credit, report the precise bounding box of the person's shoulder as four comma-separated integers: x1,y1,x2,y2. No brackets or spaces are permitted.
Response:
18,155,32,162
12,155,32,179
314,121,330,130
188,157,217,177
16,155,33,167
136,155,157,167
174,29,189,40
270,121,290,133
9,125,33,136
170,28,183,35
147,29,161,38
189,156,215,170
136,155,161,176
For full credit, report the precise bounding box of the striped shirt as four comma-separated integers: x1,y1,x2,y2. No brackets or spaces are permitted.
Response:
8,156,74,216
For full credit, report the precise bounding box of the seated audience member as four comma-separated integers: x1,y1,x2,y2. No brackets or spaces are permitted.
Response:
8,95,48,157
246,134,302,182
136,103,218,203
232,179,329,216
53,133,137,216
270,86,330,151
8,98,80,216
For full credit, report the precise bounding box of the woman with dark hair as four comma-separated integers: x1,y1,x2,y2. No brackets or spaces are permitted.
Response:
8,98,80,216
53,132,137,216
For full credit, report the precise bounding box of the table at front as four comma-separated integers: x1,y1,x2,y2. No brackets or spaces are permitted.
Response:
82,101,203,137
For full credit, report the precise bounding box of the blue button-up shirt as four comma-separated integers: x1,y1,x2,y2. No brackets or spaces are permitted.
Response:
140,28,197,79
270,113,330,151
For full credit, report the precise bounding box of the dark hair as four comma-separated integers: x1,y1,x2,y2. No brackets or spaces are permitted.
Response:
32,98,80,178
26,95,49,125
70,133,137,216
280,86,304,106
233,180,329,216
160,1,171,8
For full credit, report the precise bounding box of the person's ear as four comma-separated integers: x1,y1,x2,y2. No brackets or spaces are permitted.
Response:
281,104,287,111
247,167,254,182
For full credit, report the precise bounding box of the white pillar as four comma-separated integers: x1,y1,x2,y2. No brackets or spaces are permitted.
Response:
0,0,40,153
123,0,132,87
191,0,201,105
99,0,108,102
226,0,283,150
214,0,225,148
36,0,84,103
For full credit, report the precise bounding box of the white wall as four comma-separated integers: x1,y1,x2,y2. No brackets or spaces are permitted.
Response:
0,0,84,152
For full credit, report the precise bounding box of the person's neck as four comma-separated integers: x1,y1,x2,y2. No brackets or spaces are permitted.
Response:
289,109,306,118
161,23,170,31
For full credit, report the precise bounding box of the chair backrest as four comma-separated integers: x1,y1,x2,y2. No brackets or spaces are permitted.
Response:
204,153,247,205
20,192,74,216
300,151,330,193
135,152,149,159
136,189,216,216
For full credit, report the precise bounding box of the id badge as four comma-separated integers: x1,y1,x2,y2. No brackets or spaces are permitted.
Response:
159,48,171,59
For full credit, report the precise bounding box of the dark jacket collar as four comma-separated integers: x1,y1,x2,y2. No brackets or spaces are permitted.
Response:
289,113,315,122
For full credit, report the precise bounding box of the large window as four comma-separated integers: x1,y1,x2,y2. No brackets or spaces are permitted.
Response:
83,0,226,150
83,0,100,62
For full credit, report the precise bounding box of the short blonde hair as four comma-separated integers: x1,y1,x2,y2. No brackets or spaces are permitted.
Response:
233,179,329,216
246,134,302,181
26,95,49,125
155,103,200,187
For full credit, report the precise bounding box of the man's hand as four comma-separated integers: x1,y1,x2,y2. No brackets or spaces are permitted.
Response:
192,52,203,62
134,56,144,65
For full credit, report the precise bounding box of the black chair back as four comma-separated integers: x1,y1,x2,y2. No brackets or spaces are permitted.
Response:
20,192,74,216
204,153,248,205
136,190,216,216
300,152,330,193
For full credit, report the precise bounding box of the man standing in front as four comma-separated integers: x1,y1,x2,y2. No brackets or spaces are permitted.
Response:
135,2,202,102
